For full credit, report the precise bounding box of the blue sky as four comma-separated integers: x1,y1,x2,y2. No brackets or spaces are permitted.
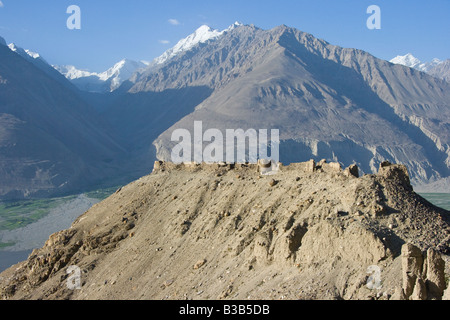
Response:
0,0,448,72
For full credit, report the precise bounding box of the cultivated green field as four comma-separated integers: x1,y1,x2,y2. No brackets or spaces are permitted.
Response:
0,197,75,231
0,241,15,249
0,187,117,232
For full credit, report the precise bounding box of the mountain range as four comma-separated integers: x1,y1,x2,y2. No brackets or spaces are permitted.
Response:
390,53,450,82
54,59,149,93
53,23,243,93
0,23,449,199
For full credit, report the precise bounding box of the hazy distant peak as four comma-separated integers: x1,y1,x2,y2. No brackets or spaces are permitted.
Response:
390,53,442,72
428,59,450,83
97,59,147,90
54,59,147,92
0,36,6,46
53,65,96,80
390,53,421,69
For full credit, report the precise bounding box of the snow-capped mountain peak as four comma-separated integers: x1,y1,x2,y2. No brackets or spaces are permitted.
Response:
225,21,243,32
53,65,96,80
153,22,243,65
97,59,147,90
8,43,45,62
24,49,41,59
98,59,145,79
54,59,147,92
8,43,22,53
390,53,442,72
7,43,54,71
390,53,422,70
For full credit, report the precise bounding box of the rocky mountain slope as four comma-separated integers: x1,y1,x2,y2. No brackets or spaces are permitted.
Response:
0,160,449,300
0,40,128,199
429,59,450,83
119,24,450,186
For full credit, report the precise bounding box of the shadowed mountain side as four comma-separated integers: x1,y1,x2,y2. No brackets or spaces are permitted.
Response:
86,86,214,180
7,43,76,92
70,75,108,94
0,44,127,199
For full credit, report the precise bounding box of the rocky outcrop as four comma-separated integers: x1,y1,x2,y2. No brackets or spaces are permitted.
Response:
426,248,446,299
401,244,425,298
378,161,413,191
1,160,448,300
394,243,448,300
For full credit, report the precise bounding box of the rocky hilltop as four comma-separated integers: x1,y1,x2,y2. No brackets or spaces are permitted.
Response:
0,160,449,300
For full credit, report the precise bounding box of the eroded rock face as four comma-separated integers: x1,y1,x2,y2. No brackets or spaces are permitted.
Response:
443,287,450,300
395,244,448,300
344,165,360,178
402,244,424,297
1,160,449,300
297,221,387,267
426,249,446,300
378,162,412,191
411,277,427,301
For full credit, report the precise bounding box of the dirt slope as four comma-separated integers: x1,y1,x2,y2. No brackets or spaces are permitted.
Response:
1,161,449,300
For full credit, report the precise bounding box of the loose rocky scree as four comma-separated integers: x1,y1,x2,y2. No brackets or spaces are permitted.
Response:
1,160,449,300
